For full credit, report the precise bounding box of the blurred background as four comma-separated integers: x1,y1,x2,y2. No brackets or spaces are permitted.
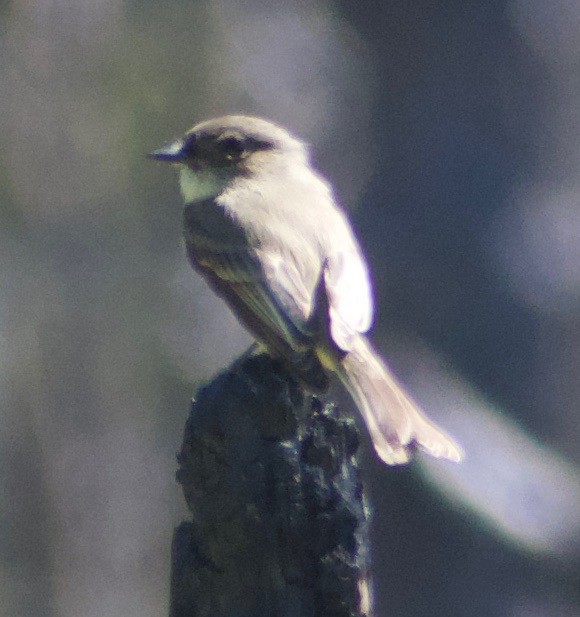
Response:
1,0,579,615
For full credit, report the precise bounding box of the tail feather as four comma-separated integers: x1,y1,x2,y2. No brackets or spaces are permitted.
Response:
335,336,463,465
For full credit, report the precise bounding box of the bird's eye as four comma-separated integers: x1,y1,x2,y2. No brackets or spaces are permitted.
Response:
220,136,245,161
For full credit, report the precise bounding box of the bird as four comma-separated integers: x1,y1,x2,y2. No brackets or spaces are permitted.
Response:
149,115,463,465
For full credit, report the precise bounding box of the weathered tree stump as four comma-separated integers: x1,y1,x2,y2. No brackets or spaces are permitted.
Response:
170,353,371,617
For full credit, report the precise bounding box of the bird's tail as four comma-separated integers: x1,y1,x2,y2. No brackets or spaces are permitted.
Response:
335,336,463,465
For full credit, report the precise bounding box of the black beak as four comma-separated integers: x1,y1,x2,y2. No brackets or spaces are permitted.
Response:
147,139,185,162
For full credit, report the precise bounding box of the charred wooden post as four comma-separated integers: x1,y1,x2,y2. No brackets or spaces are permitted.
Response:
170,353,371,617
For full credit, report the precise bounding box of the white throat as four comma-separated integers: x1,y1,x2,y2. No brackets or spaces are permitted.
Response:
179,166,229,203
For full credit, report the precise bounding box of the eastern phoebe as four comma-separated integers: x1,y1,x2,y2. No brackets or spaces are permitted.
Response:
150,115,462,465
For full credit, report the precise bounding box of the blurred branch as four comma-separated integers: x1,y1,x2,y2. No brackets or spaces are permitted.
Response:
170,353,371,617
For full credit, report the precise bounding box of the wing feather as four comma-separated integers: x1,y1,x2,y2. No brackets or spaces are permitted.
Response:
189,246,314,352
324,245,374,351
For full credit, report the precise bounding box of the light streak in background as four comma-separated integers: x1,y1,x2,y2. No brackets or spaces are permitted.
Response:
410,346,580,558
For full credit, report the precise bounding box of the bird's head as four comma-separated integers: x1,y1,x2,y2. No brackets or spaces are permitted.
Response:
149,115,308,203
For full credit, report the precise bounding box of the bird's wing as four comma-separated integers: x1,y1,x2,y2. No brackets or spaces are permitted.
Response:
323,244,374,351
190,245,316,353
